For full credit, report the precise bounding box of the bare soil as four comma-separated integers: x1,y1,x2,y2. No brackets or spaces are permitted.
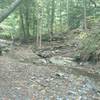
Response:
0,44,100,100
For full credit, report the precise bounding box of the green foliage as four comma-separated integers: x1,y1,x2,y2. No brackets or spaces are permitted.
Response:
68,5,83,29
75,30,100,62
0,12,18,39
0,0,100,42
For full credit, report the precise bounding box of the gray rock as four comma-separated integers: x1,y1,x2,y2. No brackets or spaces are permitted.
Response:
49,56,76,66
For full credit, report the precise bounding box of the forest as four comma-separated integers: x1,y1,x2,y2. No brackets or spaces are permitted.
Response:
0,0,100,99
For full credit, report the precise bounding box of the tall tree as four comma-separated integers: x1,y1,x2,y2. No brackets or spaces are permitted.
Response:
67,0,69,30
50,0,55,41
83,0,87,30
59,0,63,32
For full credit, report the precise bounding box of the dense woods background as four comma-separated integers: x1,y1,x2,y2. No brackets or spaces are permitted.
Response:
0,0,100,62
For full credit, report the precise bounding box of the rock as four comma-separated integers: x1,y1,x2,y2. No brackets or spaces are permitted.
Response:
19,58,25,62
68,91,77,95
36,50,54,58
38,59,47,64
49,56,76,66
32,58,47,64
55,72,64,78
0,39,11,55
49,56,65,65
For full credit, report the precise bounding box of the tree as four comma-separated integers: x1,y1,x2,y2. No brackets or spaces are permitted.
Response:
59,0,63,32
50,0,55,41
66,0,69,30
83,0,87,30
0,0,21,23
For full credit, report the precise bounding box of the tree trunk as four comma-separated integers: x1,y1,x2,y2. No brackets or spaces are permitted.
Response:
67,0,69,30
50,0,55,41
19,7,26,41
60,0,62,32
83,0,87,30
0,0,21,23
25,1,30,39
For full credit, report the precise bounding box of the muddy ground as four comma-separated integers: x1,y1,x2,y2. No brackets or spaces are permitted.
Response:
0,42,100,100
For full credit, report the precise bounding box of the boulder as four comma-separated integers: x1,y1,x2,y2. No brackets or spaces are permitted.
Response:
0,39,11,55
49,56,76,66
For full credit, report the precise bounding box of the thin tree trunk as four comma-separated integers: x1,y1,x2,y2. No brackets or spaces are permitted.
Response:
46,0,51,34
50,0,55,41
83,0,87,30
36,5,39,48
19,7,26,39
60,0,62,32
67,0,69,30
25,2,30,39
39,7,44,49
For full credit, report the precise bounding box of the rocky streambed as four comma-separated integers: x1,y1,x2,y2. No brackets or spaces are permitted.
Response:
0,44,100,100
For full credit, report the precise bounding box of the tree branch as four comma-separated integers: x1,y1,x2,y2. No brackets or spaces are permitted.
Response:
0,0,21,23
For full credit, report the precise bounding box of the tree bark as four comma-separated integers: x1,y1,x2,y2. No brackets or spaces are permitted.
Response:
83,0,87,30
50,0,55,41
67,0,69,30
0,0,21,23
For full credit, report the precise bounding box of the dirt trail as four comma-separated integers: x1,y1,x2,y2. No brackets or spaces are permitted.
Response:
0,45,100,100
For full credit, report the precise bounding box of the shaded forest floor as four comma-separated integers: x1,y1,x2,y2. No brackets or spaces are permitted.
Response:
0,38,100,100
